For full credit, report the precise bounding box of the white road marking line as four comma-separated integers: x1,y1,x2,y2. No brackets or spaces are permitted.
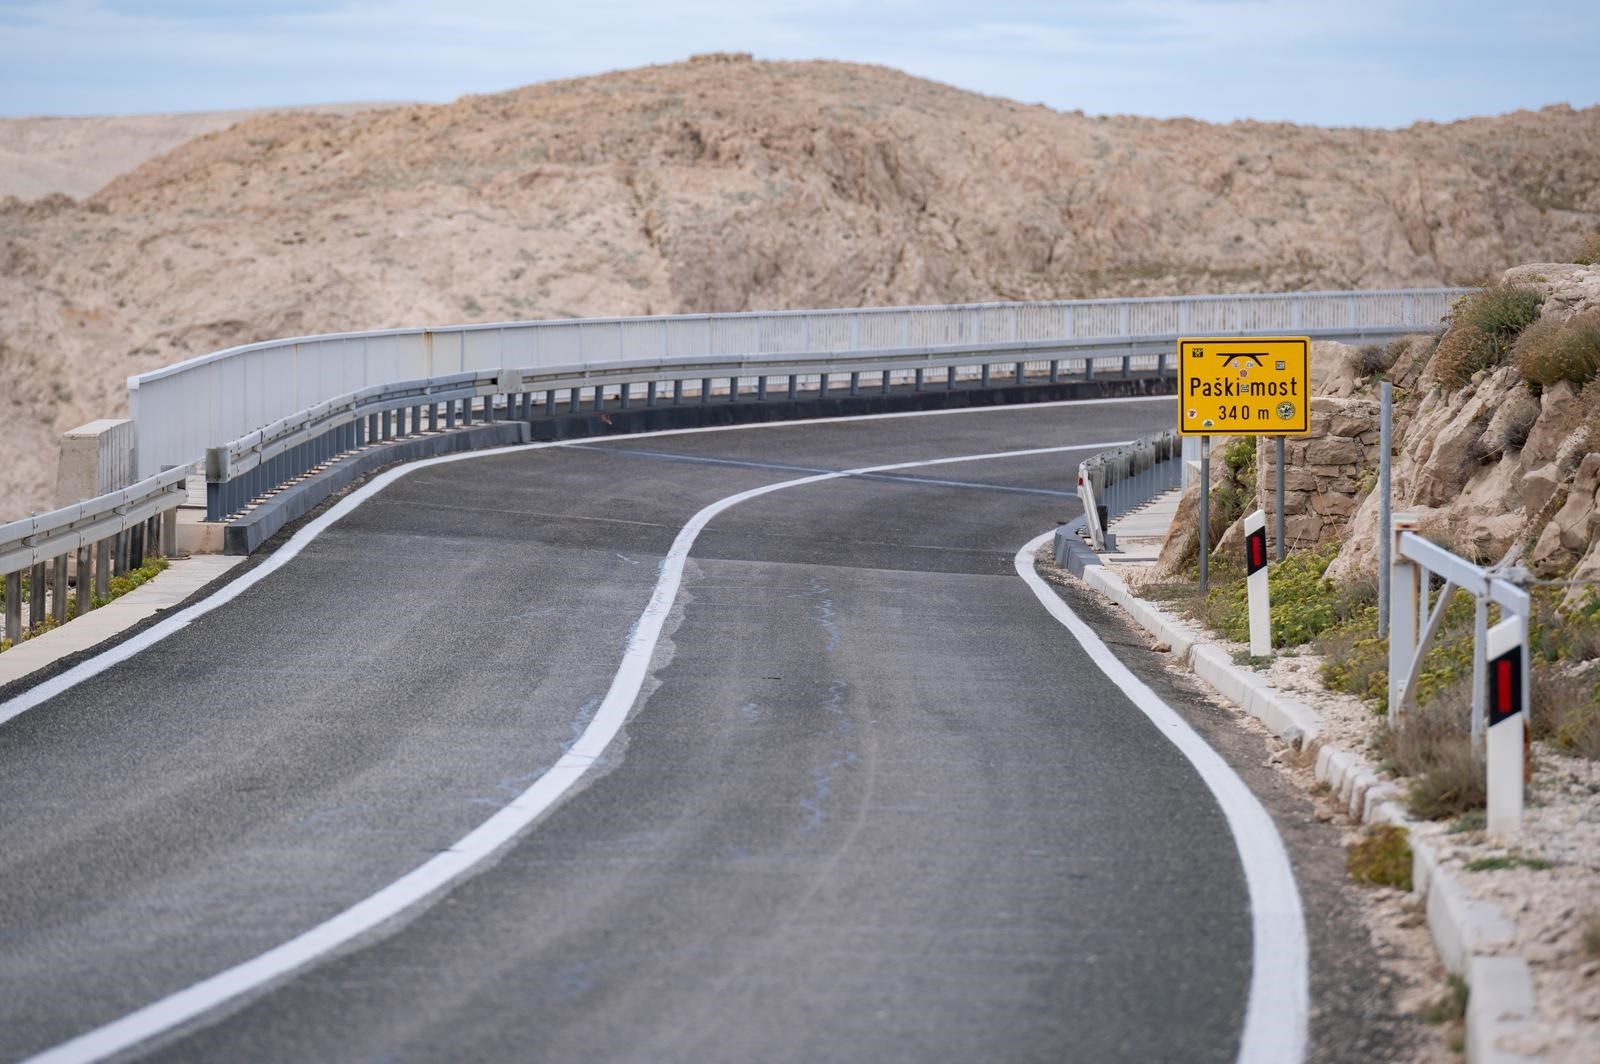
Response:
1013,531,1308,1064
15,431,1138,1064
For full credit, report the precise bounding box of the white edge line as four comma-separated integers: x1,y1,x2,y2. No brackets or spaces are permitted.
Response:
16,427,1138,1064
1012,531,1308,1064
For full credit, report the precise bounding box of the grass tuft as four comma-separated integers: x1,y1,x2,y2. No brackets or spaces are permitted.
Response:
1418,975,1469,1025
1463,854,1551,872
1347,824,1414,890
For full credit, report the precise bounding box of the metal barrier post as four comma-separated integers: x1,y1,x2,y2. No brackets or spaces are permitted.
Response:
4,572,20,640
76,545,92,613
30,562,45,626
1388,515,1421,728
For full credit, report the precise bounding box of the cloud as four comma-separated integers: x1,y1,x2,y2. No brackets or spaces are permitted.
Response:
0,0,1594,124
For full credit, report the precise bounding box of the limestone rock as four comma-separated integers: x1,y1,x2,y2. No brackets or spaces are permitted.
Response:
1532,453,1600,570
1473,385,1542,461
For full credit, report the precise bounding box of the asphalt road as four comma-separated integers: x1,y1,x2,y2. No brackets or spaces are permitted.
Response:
0,398,1395,1062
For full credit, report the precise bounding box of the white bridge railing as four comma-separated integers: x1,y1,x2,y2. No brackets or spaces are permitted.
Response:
128,289,1466,478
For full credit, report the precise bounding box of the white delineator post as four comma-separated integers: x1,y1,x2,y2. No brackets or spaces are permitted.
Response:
1244,508,1271,657
1485,615,1527,839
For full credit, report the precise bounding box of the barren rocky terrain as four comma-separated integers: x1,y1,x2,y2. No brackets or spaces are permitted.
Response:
4,54,1599,519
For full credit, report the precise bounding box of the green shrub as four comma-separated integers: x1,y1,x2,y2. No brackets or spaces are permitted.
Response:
1515,311,1600,388
1433,286,1544,389
1347,824,1414,890
1570,230,1600,266
1199,544,1348,648
1459,284,1545,338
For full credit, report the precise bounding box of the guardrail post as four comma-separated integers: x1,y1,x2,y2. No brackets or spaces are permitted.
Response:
4,572,20,641
95,539,110,598
946,365,956,390
700,378,712,404
30,561,45,625
1014,361,1025,385
163,507,178,559
1157,351,1167,378
1084,356,1095,381
75,544,92,614
729,377,740,402
849,371,860,396
915,368,925,392
819,373,829,398
1388,515,1421,728
50,558,67,624
673,379,685,405
787,375,797,401
1049,359,1059,384
545,391,557,416
980,363,991,388
757,376,768,401
1121,354,1131,379
1485,614,1527,838
129,523,144,570
882,370,892,395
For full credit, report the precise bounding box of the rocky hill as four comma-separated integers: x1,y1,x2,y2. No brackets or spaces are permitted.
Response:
4,54,1599,518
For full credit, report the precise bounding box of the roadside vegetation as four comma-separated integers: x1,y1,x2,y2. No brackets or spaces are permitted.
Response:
0,557,169,653
1432,283,1544,390
1347,823,1414,890
1143,542,1600,820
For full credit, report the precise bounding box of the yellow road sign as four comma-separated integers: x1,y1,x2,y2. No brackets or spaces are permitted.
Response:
1178,336,1311,436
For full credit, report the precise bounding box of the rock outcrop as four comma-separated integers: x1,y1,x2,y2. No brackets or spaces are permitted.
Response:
1324,264,1600,593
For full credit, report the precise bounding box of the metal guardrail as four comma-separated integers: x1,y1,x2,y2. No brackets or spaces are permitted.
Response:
132,288,1468,478
203,336,1184,521
0,468,187,645
1077,430,1185,551
1387,515,1533,836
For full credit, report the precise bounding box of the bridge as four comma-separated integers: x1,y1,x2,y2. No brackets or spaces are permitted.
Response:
0,289,1460,1063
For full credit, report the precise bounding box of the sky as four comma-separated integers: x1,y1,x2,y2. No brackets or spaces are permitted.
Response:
0,0,1595,127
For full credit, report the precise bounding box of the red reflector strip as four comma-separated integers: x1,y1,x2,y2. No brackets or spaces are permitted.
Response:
1496,659,1513,712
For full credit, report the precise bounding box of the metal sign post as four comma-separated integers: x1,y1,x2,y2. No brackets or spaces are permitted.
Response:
1199,437,1210,594
1275,436,1286,561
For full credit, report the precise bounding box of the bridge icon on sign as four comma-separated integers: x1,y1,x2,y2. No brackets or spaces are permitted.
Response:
1221,352,1267,368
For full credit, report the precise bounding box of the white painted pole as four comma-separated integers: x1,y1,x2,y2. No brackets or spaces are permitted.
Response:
1485,615,1526,839
1388,514,1421,730
1244,508,1271,656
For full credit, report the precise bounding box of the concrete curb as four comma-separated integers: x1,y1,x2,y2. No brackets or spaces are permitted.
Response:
1050,518,1541,1063
222,422,530,555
